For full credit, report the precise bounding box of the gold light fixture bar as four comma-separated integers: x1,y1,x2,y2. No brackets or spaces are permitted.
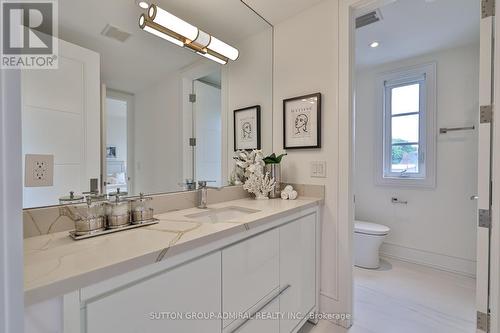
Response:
139,4,238,65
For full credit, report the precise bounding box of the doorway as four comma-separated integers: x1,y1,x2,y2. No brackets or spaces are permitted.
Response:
192,76,222,186
104,90,134,195
349,0,484,332
181,64,223,189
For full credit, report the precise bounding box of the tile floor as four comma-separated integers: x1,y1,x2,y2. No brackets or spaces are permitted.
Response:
299,258,476,333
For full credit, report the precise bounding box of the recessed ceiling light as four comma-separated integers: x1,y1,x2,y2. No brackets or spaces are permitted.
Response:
136,0,149,9
370,41,380,48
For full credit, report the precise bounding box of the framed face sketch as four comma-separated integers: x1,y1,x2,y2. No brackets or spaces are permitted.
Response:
234,105,261,151
106,146,117,158
283,93,321,149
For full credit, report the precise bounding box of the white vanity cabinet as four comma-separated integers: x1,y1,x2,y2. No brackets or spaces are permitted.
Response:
279,213,317,333
230,297,280,333
84,252,222,333
57,206,319,333
222,229,279,328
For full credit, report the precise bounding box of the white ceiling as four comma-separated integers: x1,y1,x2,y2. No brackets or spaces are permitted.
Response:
242,0,323,25
58,0,270,93
355,0,480,69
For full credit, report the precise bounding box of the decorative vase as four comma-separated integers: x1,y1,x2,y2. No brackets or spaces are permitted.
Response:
265,163,281,199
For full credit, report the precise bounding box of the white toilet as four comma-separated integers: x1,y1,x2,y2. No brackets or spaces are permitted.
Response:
354,220,390,269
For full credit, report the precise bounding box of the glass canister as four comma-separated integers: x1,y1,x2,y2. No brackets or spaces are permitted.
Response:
106,195,131,229
265,164,282,199
72,197,106,236
59,191,85,205
130,193,154,224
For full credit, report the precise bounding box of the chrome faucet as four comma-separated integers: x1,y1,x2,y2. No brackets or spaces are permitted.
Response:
197,180,222,209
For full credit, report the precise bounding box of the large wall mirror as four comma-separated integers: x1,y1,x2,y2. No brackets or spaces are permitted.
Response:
21,0,273,208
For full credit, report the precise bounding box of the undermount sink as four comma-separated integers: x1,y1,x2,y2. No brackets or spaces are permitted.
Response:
185,206,260,223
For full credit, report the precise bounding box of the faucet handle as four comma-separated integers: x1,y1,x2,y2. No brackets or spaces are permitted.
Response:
197,180,216,188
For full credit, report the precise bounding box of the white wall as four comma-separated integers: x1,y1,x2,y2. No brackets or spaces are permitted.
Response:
106,98,127,162
194,80,222,186
272,0,350,323
225,28,273,169
1,68,24,333
133,73,183,194
355,44,479,276
22,39,100,208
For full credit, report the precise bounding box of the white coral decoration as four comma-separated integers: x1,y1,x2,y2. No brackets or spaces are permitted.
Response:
233,150,276,199
243,171,276,200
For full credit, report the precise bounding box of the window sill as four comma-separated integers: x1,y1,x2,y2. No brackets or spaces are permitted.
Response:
375,175,436,189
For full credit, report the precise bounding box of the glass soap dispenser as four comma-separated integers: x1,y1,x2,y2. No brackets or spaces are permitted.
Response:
130,193,154,224
106,193,130,229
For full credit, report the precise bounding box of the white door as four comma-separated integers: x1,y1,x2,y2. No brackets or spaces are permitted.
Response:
102,90,134,195
21,38,100,208
477,3,494,332
193,80,222,186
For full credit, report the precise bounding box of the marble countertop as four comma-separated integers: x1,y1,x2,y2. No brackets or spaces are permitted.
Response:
24,197,322,305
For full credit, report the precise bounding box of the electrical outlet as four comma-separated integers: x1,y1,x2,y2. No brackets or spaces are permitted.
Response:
311,161,327,178
25,154,54,187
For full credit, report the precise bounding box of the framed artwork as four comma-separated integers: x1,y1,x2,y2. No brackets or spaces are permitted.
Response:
234,105,261,151
106,146,117,159
283,93,321,149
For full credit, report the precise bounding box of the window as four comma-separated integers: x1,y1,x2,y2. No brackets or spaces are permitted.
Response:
376,63,436,187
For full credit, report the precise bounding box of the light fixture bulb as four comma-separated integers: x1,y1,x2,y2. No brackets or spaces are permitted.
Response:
370,41,380,48
197,52,227,65
139,14,184,47
208,36,239,61
136,0,149,9
139,5,239,65
148,4,199,42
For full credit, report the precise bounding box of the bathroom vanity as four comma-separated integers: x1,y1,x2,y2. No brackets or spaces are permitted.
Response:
24,196,322,333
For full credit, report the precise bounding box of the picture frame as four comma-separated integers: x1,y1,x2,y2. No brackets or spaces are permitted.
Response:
106,146,117,159
283,93,322,149
234,105,261,151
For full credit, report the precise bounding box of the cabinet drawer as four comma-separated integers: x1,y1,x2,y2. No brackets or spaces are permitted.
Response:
227,296,279,333
280,213,316,333
85,252,221,333
222,229,279,327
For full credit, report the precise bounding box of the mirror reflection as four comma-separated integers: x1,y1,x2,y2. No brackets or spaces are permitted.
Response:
22,0,273,208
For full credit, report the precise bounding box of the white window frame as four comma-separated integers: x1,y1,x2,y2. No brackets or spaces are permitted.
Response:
375,63,437,188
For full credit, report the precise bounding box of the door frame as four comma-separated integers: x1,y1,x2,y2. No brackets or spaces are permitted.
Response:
180,61,223,184
102,89,135,195
0,69,24,332
339,0,500,330
490,3,500,331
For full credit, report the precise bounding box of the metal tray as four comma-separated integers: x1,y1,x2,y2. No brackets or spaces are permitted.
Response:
69,218,159,240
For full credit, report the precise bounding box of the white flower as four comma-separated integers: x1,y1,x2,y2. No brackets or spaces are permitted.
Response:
247,164,256,174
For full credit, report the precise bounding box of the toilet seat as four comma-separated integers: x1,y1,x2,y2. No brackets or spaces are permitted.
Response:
354,220,390,236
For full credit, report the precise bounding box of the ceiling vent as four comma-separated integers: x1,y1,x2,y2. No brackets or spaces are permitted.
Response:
355,9,383,29
101,24,131,42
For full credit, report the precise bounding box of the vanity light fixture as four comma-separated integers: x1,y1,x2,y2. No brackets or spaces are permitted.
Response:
137,1,149,9
370,41,380,48
139,4,239,64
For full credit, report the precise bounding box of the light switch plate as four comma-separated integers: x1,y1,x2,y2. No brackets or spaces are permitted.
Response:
25,154,54,187
311,161,327,178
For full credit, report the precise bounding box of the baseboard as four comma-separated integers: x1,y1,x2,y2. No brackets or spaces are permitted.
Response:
380,242,476,278
319,294,353,329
